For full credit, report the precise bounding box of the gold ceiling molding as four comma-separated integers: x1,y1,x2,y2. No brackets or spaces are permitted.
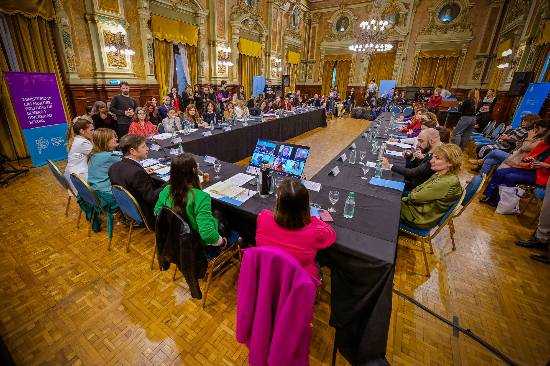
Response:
98,0,119,14
151,14,198,46
418,49,461,58
0,0,54,20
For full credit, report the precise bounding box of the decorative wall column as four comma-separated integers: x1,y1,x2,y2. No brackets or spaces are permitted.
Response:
453,47,469,87
53,0,79,83
138,0,156,83
230,23,240,83
197,14,209,84
392,41,406,82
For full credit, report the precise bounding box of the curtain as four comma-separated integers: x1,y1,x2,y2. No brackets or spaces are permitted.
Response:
186,45,197,88
322,61,335,96
154,38,174,98
336,60,351,97
239,54,261,100
288,63,298,92
413,56,458,88
238,38,262,58
365,52,396,84
0,13,70,160
151,15,198,46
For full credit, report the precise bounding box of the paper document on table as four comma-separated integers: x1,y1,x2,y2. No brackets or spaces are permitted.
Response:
155,166,170,175
385,150,404,157
364,161,377,168
386,141,413,149
150,144,160,151
204,180,257,205
140,158,159,168
152,133,173,140
302,179,321,192
188,128,198,133
227,173,255,187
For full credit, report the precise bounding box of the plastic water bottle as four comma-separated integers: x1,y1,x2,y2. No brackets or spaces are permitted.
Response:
343,192,355,219
349,149,357,164
375,159,382,178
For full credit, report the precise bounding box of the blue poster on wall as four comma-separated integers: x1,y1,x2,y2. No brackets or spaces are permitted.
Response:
511,82,550,128
252,76,266,97
22,123,68,167
379,80,397,99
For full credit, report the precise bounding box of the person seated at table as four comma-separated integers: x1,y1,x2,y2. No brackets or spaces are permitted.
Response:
91,101,117,131
475,89,496,132
255,177,336,281
146,101,160,126
480,132,550,206
128,107,158,137
472,118,549,175
154,154,229,251
158,95,173,120
427,88,443,112
64,118,95,193
400,108,427,137
438,85,452,100
400,144,463,229
161,108,183,133
383,128,442,191
234,99,250,119
182,104,207,129
223,102,236,121
283,97,293,111
311,93,322,108
108,134,162,228
86,128,122,232
202,101,218,127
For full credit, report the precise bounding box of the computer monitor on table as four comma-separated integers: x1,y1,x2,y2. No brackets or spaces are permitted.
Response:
249,139,310,177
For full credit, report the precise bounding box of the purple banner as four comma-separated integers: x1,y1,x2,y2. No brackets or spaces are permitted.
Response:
4,71,66,130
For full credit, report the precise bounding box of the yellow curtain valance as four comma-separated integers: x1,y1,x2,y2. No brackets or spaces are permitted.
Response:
287,50,301,64
151,15,198,46
238,38,263,58
0,0,54,20
418,49,460,58
324,54,353,62
497,38,513,55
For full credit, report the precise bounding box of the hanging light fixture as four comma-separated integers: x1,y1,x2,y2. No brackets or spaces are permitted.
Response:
349,0,394,55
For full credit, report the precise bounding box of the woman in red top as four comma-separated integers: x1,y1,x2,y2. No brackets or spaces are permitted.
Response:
401,109,426,136
255,178,336,280
481,132,550,206
427,88,443,112
128,107,158,137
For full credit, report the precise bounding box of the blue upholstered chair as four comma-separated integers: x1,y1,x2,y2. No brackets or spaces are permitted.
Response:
111,185,153,253
47,159,76,217
70,173,100,236
471,121,495,140
399,175,486,276
391,105,402,115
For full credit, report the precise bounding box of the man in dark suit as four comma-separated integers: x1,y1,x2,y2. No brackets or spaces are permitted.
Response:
109,135,162,228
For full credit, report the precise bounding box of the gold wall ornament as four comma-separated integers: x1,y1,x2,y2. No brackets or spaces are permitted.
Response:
421,0,473,36
98,0,120,14
106,51,128,68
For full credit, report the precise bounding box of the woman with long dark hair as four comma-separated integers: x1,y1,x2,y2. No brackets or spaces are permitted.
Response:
154,154,226,247
255,177,336,280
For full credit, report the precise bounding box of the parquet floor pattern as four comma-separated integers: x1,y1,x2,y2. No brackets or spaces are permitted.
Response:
1,117,549,365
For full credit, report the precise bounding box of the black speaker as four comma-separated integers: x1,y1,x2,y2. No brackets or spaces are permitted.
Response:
509,72,533,96
282,75,290,87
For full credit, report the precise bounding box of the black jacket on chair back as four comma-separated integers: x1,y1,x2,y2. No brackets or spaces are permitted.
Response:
155,207,207,299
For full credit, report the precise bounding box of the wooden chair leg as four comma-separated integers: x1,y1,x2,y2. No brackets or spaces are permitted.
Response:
65,195,71,217
150,237,157,270
77,210,82,228
421,239,430,277
448,219,456,251
126,221,133,253
201,265,214,309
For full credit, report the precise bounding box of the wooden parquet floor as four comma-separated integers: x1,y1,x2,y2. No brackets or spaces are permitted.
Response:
1,117,549,365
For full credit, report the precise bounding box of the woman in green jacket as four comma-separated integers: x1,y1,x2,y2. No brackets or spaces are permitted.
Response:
401,144,464,229
154,154,226,247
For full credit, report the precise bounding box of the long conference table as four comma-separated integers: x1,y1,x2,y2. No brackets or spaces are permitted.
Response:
148,110,403,365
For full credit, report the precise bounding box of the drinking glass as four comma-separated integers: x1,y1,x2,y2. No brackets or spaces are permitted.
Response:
328,190,339,213
359,150,366,165
213,160,221,179
361,165,370,180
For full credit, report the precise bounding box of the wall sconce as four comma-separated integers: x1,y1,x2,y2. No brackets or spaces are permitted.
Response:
217,45,233,67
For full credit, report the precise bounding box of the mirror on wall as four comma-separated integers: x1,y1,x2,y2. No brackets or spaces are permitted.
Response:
335,16,350,32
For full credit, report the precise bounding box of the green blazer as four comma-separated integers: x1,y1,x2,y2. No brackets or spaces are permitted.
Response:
154,185,220,245
400,173,463,229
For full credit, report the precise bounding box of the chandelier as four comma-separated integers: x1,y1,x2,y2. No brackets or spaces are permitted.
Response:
349,7,394,54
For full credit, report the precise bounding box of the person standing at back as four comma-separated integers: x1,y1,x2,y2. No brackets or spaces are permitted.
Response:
109,81,137,137
108,135,162,228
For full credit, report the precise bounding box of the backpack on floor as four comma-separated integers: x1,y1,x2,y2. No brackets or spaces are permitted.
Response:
496,186,525,215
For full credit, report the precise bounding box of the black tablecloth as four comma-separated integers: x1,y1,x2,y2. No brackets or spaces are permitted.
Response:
149,112,402,365
151,109,326,163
